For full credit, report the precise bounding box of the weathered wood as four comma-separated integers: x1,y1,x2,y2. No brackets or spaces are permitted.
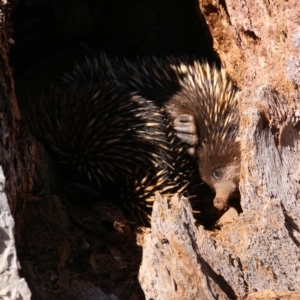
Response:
139,0,300,299
0,2,36,214
139,193,234,300
202,0,300,293
0,2,33,298
245,290,300,300
139,193,300,299
0,167,31,299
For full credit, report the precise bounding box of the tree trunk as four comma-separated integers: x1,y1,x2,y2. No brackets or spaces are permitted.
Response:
139,0,300,299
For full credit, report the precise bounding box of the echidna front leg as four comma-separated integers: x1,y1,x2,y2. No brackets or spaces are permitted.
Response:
173,114,198,156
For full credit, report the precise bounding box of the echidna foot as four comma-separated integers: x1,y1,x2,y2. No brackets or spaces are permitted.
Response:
173,114,198,155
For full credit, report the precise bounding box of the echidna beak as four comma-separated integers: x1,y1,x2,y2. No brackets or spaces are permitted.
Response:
213,180,237,211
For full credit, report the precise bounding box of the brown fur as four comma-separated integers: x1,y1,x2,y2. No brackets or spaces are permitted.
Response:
166,61,240,211
62,51,240,213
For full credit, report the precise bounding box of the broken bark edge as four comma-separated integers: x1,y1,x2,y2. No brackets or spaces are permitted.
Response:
0,166,32,299
139,192,235,300
139,192,300,300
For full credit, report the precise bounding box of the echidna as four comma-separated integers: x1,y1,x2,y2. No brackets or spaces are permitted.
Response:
25,79,200,225
119,111,202,224
26,50,240,225
62,51,240,213
26,81,172,187
167,61,240,211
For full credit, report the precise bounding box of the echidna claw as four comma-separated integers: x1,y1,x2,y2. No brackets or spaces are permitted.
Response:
176,133,198,146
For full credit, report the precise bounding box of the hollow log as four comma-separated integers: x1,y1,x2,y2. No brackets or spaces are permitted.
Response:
0,0,299,299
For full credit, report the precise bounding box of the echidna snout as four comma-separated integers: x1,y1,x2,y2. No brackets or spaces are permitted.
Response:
213,180,237,211
198,143,241,210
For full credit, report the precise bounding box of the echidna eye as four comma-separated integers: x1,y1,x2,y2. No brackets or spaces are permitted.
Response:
212,168,222,180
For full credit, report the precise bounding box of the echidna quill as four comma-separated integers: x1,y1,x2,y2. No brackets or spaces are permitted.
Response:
25,79,200,225
119,112,203,225
167,61,240,211
62,51,241,212
26,81,173,187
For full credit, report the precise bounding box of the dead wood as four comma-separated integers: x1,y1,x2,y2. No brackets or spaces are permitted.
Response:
139,1,300,299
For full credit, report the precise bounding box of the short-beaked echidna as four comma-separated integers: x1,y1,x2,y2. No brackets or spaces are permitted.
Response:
119,111,202,224
25,79,201,225
62,51,240,213
167,61,240,211
26,81,172,187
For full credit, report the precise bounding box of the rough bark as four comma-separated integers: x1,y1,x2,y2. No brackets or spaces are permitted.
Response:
0,2,36,215
139,0,300,299
0,167,31,299
0,2,32,299
140,191,300,299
